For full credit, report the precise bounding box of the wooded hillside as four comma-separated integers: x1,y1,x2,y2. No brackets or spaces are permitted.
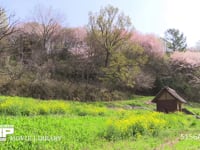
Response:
1,5,200,102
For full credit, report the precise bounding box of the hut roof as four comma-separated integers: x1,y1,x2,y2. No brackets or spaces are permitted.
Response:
152,86,187,103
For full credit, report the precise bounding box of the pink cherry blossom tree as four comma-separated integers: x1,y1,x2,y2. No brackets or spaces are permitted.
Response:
130,31,165,57
171,51,200,67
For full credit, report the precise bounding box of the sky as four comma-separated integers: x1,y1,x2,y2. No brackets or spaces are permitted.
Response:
0,0,200,47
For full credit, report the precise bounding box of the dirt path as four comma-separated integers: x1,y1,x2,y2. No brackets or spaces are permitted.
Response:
154,138,180,150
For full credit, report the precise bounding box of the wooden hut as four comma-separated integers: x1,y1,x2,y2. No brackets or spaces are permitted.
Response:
152,87,187,113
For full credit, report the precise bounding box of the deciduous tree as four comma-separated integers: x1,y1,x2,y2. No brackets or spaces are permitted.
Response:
87,5,132,67
0,7,16,41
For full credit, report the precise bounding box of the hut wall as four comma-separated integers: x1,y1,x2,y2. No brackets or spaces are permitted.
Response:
158,91,176,101
157,100,178,113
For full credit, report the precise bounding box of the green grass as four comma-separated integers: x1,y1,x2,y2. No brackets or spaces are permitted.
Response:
0,96,200,149
0,116,108,150
185,102,200,115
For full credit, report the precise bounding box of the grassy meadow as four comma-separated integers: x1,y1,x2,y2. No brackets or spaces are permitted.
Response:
0,96,200,150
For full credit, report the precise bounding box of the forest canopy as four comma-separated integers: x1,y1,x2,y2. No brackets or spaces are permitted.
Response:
0,5,200,102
